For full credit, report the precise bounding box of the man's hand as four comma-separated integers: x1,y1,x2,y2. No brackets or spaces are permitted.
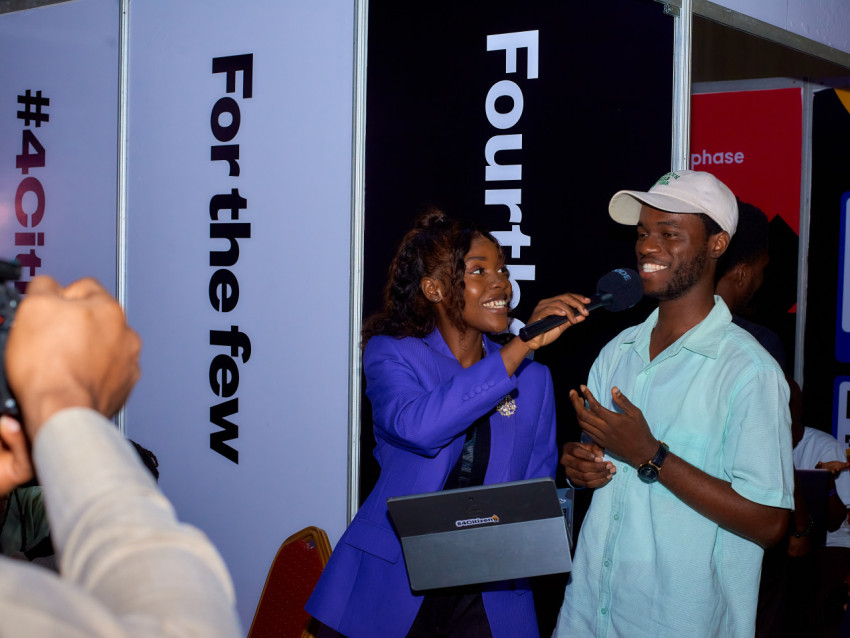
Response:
5,276,141,439
569,386,791,548
786,533,813,557
561,440,615,488
816,460,849,475
569,385,658,467
0,416,33,494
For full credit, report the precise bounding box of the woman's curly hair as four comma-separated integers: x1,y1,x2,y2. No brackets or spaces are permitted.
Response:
361,210,501,347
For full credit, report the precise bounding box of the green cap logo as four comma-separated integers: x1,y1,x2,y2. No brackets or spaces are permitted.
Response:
654,171,681,187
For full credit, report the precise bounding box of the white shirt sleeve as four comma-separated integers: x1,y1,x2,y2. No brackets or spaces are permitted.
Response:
0,407,241,638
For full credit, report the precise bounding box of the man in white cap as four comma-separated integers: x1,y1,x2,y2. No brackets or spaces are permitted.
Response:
555,170,794,637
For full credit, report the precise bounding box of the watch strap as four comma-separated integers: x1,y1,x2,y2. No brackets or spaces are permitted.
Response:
648,440,669,471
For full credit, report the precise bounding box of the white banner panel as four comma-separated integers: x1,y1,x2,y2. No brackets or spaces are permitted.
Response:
0,0,118,292
125,0,354,630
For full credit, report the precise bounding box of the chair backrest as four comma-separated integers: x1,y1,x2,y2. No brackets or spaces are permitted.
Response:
248,526,332,638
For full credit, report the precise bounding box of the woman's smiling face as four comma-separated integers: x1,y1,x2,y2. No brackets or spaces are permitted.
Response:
460,235,512,334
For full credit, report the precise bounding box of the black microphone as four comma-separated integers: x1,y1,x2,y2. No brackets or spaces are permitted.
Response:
518,268,643,342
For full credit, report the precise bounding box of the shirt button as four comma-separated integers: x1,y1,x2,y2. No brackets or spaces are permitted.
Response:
604,560,611,567
601,608,608,615
613,513,620,520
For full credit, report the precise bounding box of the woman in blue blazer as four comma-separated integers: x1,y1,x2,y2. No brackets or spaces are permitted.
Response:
306,212,589,637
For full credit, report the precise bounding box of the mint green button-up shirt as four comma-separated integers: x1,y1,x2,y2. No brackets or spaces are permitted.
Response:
556,298,794,638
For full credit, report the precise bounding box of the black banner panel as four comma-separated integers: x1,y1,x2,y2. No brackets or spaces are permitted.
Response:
362,0,673,493
362,2,673,629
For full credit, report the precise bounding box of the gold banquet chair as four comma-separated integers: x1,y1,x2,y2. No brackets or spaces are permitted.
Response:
248,526,332,638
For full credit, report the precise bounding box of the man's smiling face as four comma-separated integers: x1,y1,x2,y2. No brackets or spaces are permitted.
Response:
635,205,713,302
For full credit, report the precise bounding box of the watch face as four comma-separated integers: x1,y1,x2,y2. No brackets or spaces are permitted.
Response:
637,464,658,484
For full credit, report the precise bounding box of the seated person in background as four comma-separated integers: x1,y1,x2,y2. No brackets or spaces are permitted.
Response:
788,377,850,637
0,486,52,565
758,377,850,637
714,199,786,370
0,275,241,638
790,379,850,538
1,439,162,574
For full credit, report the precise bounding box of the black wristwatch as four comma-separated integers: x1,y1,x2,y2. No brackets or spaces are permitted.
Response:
637,441,669,484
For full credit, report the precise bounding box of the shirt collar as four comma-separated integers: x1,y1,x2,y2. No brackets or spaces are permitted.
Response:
628,296,732,363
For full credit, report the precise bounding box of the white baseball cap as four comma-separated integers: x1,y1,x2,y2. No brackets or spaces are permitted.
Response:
608,170,738,237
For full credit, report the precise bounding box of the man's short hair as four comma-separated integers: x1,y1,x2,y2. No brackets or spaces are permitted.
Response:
698,213,723,239
715,201,768,280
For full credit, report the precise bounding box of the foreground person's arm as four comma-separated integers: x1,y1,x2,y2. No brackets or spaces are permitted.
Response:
0,275,241,637
33,408,242,637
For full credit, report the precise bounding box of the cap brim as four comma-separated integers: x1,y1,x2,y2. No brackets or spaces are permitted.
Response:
609,190,706,225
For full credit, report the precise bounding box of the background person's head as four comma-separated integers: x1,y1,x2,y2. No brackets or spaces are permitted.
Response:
714,200,770,314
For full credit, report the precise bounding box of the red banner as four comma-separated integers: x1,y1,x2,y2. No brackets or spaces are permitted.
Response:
691,88,802,235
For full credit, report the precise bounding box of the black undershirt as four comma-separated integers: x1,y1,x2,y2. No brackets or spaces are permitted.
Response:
406,413,494,638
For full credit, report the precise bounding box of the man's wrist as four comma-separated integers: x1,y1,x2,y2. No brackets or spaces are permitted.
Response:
633,438,662,469
565,476,587,490
18,388,96,441
790,514,814,538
